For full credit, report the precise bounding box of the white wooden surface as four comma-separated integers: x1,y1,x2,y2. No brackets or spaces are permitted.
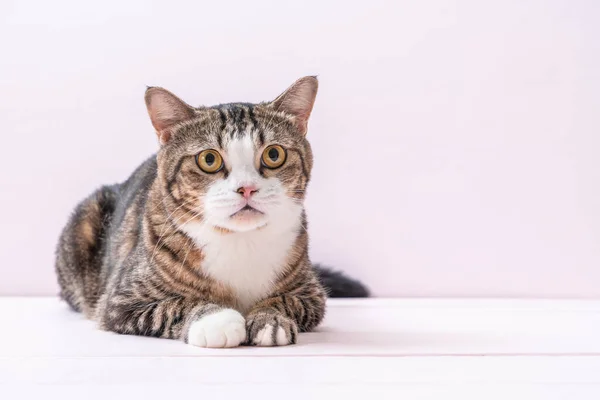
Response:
1,298,599,399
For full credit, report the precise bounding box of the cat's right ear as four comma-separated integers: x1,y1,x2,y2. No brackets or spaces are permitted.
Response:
145,87,196,145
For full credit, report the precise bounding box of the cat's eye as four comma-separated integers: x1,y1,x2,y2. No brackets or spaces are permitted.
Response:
261,145,286,169
196,149,223,173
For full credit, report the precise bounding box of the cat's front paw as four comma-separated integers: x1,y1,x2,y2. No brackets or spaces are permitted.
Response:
187,308,246,348
246,311,298,346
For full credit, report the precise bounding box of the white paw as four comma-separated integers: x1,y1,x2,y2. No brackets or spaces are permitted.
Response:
252,323,290,346
187,309,246,348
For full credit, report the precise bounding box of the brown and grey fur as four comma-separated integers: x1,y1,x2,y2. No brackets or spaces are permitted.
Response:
55,77,368,346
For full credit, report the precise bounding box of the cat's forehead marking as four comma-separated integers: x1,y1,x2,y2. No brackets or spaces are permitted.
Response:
194,102,299,157
210,103,261,151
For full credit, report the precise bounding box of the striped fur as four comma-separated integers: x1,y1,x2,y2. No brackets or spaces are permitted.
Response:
55,77,365,347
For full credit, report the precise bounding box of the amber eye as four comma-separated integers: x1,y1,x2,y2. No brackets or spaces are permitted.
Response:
196,149,223,173
261,145,286,169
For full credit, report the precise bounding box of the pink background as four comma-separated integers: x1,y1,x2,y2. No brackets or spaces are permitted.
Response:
1,0,599,297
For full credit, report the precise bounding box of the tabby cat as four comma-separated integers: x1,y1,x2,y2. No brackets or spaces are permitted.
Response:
55,77,368,348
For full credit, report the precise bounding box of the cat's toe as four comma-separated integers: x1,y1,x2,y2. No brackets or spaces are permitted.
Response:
247,312,297,346
187,308,246,348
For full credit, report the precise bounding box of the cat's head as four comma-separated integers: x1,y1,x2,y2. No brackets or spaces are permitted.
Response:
145,77,317,233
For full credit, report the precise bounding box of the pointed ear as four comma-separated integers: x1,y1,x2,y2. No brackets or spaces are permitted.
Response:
269,76,318,134
145,87,196,144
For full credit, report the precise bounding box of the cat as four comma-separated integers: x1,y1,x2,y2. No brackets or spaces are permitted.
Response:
55,76,368,348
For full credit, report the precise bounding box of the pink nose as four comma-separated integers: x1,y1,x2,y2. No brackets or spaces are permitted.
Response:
236,186,258,199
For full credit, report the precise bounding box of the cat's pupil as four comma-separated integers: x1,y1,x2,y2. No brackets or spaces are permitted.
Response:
268,148,279,161
205,153,215,165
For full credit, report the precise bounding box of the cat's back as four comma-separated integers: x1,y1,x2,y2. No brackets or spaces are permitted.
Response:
109,155,158,230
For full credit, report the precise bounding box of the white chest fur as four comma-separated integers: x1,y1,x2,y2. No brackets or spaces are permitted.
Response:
182,218,300,312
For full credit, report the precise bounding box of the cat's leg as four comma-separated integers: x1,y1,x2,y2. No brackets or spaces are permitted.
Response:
245,270,327,347
97,295,246,348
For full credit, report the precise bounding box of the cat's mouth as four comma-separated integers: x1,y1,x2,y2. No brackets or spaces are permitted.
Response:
230,204,264,218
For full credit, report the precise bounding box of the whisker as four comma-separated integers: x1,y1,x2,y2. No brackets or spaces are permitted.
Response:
177,235,194,279
148,205,201,265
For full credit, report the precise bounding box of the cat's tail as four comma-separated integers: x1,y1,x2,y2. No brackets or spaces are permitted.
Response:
313,264,370,298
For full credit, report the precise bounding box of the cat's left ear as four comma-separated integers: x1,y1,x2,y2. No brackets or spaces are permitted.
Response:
269,76,318,135
145,87,196,145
